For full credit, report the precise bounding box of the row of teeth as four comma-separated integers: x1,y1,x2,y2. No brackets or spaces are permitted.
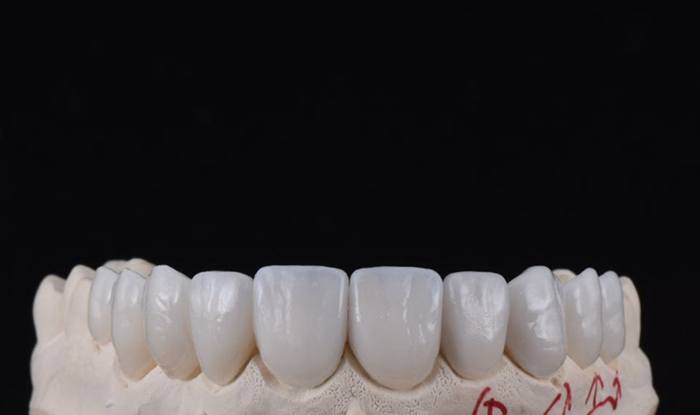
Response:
85,261,626,391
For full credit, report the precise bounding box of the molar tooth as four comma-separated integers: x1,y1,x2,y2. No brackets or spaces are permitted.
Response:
190,271,255,385
620,276,641,351
144,265,199,380
441,271,509,379
88,266,120,344
112,269,155,380
506,266,566,378
33,275,66,344
254,266,348,388
600,270,625,363
561,268,603,368
349,267,442,390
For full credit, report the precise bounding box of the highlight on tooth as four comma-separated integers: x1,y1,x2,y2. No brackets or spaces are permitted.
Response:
30,260,659,415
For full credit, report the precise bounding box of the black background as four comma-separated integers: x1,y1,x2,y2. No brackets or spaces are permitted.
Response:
4,12,697,413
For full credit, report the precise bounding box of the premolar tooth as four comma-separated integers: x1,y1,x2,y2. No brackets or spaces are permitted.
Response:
63,265,95,323
112,269,155,380
144,265,199,380
88,266,120,344
124,258,154,277
441,272,509,379
561,268,603,368
506,266,566,378
190,271,255,385
254,266,348,388
349,267,442,390
600,270,625,363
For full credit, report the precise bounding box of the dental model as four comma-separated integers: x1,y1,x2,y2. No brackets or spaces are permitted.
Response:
30,259,658,414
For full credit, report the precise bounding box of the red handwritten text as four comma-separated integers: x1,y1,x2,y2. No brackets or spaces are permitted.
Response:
472,387,508,415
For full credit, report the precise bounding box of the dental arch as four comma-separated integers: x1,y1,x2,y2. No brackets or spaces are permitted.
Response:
30,259,658,414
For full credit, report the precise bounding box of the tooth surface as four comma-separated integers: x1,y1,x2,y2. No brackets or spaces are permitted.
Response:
441,271,509,380
254,266,348,388
506,266,566,378
561,268,603,368
620,276,641,351
124,258,154,277
88,266,120,344
144,265,199,380
349,267,442,390
33,275,66,344
63,265,95,322
190,271,255,385
600,270,625,363
112,269,155,380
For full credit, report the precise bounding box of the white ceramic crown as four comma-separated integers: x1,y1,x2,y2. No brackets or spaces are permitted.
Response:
30,260,658,414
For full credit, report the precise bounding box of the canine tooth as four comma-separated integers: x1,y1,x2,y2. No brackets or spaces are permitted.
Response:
561,268,603,368
144,265,199,380
112,269,155,380
254,266,348,388
349,267,442,390
441,272,509,379
190,271,255,385
88,266,120,344
33,275,66,343
506,266,566,378
600,270,625,362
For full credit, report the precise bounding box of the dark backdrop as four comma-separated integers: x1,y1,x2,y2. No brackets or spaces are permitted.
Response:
4,13,697,413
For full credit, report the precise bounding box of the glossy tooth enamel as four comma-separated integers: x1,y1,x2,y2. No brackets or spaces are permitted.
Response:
561,268,603,368
254,266,348,388
144,265,199,380
600,270,626,363
112,269,155,380
441,271,509,380
506,266,566,378
190,271,255,385
88,266,120,344
349,267,442,390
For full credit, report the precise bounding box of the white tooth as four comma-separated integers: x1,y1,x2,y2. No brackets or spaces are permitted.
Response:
144,265,199,380
349,267,442,390
190,271,255,385
33,275,66,344
560,268,603,368
111,269,155,380
88,266,120,344
63,265,95,323
553,268,576,283
103,259,127,271
254,266,348,388
599,270,625,363
620,276,641,351
125,258,154,276
441,272,509,379
506,266,566,378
